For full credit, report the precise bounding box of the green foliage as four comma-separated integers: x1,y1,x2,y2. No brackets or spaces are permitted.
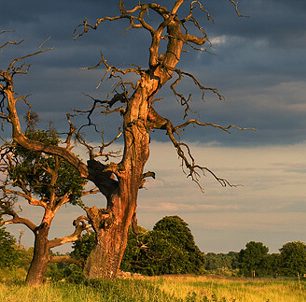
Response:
279,241,306,277
8,129,85,205
264,253,281,277
238,241,269,277
0,226,19,268
122,216,205,275
204,252,239,275
71,232,96,266
47,263,86,283
0,225,32,271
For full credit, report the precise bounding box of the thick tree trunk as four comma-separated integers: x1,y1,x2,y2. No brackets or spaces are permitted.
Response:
84,78,151,278
25,224,50,286
84,176,142,279
84,214,129,279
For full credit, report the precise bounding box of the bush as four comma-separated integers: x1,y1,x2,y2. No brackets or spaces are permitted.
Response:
0,226,20,269
122,216,205,275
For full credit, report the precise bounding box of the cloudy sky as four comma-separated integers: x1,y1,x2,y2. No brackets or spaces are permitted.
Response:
1,0,306,253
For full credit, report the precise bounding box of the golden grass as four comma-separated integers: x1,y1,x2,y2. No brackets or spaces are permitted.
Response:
140,275,306,302
0,272,305,302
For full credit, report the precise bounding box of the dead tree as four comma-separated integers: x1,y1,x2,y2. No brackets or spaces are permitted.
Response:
0,1,246,279
0,131,96,286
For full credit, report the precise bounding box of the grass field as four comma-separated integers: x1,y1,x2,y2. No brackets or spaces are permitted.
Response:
0,270,305,302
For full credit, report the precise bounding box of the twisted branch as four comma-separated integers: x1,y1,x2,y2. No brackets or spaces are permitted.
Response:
48,215,89,248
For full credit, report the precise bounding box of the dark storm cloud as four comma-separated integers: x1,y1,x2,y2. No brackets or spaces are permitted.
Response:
1,0,306,145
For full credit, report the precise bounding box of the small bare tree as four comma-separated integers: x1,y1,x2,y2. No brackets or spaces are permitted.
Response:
0,1,246,279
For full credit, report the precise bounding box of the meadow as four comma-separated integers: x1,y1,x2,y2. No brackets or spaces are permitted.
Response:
0,269,305,302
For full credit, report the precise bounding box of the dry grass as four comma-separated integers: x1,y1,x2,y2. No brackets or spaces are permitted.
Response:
0,270,305,302
139,275,306,302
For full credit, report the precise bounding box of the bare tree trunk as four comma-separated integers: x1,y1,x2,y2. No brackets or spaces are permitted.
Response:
25,224,50,286
84,214,129,279
84,87,150,278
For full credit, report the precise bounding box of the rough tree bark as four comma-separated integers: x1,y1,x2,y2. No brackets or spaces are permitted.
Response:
26,222,51,285
1,1,244,280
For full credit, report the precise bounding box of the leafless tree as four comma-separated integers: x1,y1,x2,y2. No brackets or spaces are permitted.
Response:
0,1,247,280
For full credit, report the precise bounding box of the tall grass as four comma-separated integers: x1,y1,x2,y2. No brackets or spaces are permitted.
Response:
0,270,305,302
154,275,306,302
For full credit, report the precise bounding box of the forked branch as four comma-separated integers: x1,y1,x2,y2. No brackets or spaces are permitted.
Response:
166,122,233,191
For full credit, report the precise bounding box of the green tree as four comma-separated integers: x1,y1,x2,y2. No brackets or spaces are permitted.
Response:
279,241,306,277
0,130,91,286
238,241,269,277
123,216,205,275
204,252,239,275
264,253,281,277
0,225,19,268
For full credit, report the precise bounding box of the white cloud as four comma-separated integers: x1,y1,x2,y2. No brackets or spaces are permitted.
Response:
209,35,227,46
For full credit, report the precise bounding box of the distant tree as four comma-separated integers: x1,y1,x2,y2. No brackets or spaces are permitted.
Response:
204,252,239,275
0,129,95,286
238,241,269,277
123,216,205,275
279,241,306,277
264,253,281,277
0,225,19,268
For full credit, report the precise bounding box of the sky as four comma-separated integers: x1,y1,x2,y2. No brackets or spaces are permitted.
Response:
1,0,306,254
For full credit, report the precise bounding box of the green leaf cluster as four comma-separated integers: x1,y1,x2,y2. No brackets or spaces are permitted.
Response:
0,226,19,268
8,129,85,206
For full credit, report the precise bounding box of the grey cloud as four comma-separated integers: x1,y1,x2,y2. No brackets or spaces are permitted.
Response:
1,0,306,146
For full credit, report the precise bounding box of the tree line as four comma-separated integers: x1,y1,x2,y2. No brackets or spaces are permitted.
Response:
1,216,305,281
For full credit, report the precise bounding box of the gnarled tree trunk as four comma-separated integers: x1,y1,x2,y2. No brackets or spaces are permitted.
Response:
84,83,151,278
25,224,51,286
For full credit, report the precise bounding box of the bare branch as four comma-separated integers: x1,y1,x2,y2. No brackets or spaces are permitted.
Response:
170,69,224,118
0,195,37,231
7,47,52,74
166,122,233,191
48,215,89,248
1,215,37,232
147,107,247,190
139,171,156,189
49,255,81,265
1,188,48,208
81,187,100,197
174,119,256,133
0,39,24,50
171,0,185,15
228,0,249,17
